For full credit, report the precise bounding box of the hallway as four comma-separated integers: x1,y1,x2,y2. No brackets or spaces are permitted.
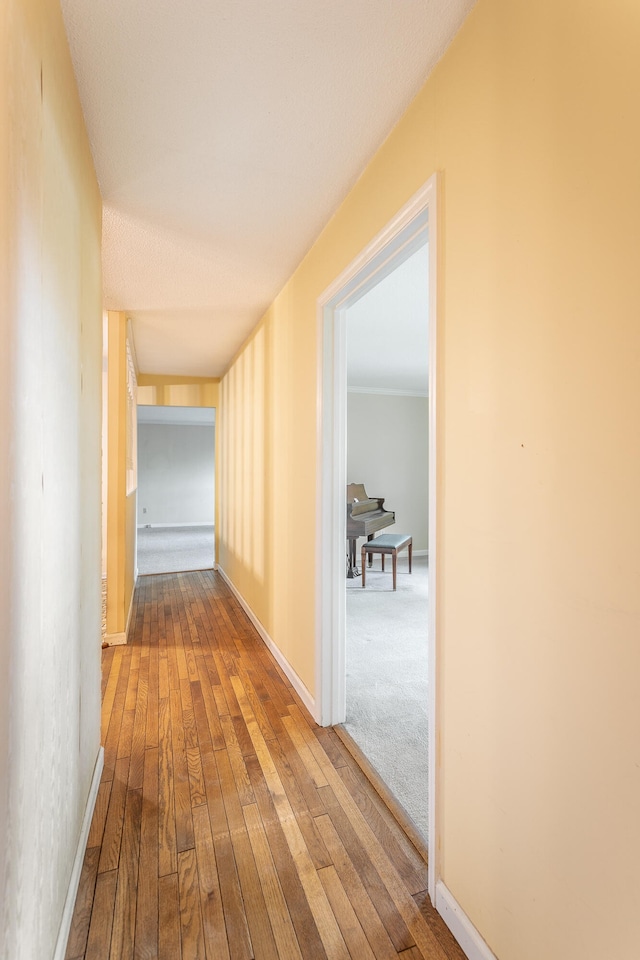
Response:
66,570,463,960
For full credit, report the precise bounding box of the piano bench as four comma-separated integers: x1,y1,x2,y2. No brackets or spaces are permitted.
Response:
361,534,412,591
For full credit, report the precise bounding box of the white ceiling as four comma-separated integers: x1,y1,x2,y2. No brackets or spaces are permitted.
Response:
347,243,429,395
60,0,475,378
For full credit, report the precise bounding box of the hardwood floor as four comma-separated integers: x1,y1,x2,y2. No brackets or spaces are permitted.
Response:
66,570,464,960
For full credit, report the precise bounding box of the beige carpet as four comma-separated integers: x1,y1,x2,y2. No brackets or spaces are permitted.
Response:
137,524,215,575
345,554,429,839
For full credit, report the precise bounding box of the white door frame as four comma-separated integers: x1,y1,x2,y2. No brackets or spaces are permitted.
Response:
315,174,439,899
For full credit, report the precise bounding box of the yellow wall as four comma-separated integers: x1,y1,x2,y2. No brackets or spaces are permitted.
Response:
138,374,219,408
106,311,137,639
219,1,640,957
0,0,103,955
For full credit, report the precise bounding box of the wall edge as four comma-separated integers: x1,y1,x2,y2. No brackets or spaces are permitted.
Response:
435,881,497,960
53,746,105,960
217,566,318,722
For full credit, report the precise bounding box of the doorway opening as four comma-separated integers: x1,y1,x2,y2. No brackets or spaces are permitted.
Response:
136,405,216,575
316,177,437,894
343,240,429,839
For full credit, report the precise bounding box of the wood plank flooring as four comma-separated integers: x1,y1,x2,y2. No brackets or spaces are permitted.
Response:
66,570,465,960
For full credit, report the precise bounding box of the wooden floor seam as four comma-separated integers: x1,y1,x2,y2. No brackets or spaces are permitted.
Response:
66,568,465,960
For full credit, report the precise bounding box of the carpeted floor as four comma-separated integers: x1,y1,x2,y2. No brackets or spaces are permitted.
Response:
137,524,215,575
345,554,429,839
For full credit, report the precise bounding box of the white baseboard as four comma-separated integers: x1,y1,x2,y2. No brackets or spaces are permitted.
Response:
435,881,497,960
137,521,215,528
54,746,104,960
413,549,429,558
216,566,316,719
105,631,127,646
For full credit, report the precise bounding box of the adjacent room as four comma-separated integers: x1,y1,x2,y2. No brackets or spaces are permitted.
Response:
344,241,430,839
136,405,216,575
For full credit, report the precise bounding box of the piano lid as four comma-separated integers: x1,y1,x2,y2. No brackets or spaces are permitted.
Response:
347,483,379,516
347,482,368,504
346,482,395,547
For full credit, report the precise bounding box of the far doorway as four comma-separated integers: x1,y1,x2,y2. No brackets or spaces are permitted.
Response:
136,405,215,575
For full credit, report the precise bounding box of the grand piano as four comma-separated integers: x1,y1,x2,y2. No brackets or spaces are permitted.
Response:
346,482,395,578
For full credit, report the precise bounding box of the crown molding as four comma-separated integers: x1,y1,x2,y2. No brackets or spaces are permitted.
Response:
347,385,428,398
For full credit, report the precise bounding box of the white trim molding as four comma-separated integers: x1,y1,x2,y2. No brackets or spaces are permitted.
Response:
54,747,104,960
426,174,439,904
347,385,429,398
217,566,317,721
315,175,439,896
137,521,215,528
435,882,498,960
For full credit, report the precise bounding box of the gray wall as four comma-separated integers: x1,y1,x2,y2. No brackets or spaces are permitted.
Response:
137,423,215,525
347,392,428,551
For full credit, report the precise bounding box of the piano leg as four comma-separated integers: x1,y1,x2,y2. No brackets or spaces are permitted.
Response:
347,539,360,578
